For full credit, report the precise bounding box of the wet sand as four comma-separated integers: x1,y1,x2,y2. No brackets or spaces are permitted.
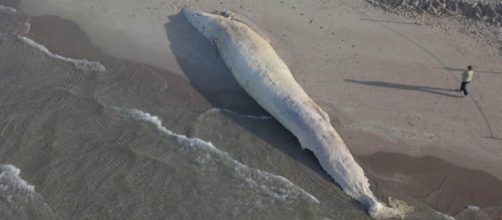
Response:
359,152,502,219
27,15,267,117
342,126,502,219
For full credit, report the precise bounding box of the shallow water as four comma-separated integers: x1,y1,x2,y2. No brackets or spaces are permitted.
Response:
0,34,320,219
0,32,349,219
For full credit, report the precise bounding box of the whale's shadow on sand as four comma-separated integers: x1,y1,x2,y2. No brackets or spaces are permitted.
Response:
164,12,342,186
164,13,264,115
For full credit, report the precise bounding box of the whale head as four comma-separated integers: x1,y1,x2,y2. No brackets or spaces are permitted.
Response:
182,7,226,44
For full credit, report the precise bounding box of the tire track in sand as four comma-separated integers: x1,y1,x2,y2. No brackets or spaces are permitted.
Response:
349,2,500,141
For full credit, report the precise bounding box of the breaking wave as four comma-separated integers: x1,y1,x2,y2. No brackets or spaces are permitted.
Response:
0,164,36,209
121,108,320,204
17,36,106,72
0,164,34,196
0,165,58,219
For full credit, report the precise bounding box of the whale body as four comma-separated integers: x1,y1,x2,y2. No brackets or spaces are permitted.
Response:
182,8,405,219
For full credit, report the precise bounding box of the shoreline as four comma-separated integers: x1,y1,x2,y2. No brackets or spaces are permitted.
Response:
23,12,502,219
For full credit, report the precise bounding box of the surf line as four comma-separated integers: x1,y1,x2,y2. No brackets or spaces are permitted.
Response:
116,107,320,204
183,8,410,219
17,35,106,72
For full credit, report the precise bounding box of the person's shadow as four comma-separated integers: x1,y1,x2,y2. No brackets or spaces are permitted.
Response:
345,79,463,98
164,12,336,183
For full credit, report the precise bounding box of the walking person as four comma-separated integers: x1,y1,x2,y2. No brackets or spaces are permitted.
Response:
460,65,474,96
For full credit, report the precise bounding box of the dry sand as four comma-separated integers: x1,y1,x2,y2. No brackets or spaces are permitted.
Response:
10,0,502,218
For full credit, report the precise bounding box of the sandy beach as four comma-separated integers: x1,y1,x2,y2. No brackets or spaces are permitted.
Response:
18,0,502,178
1,0,501,219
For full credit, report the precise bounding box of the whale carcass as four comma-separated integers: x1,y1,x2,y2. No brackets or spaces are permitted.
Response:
182,8,406,219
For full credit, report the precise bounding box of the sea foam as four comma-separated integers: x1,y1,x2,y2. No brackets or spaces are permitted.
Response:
0,5,17,13
0,164,35,198
123,108,320,204
434,211,456,220
0,4,30,36
467,205,480,211
17,36,106,72
0,164,58,219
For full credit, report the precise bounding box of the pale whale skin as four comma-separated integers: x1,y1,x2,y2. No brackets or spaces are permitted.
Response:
183,8,404,218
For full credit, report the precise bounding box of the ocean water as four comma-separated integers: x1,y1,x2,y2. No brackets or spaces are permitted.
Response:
0,31,337,219
0,5,493,220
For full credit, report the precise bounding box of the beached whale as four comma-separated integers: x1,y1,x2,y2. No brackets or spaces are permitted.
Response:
183,8,406,219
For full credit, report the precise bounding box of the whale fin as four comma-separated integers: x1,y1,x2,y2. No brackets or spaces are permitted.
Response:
317,106,330,122
304,100,330,122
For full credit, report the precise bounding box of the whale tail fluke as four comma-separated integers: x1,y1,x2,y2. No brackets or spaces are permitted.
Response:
369,199,414,219
183,8,414,219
